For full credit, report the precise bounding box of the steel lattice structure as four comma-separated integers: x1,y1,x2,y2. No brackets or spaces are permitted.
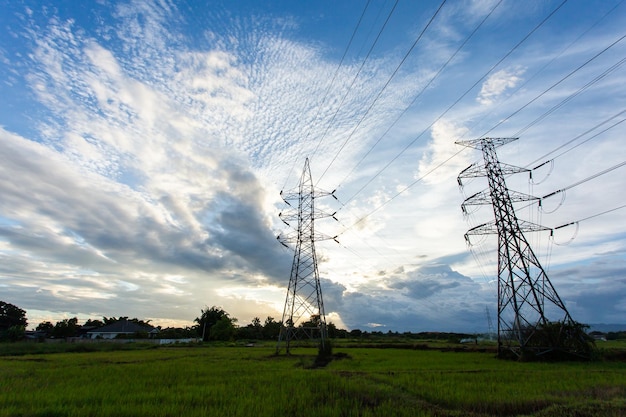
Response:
457,138,588,359
276,158,337,354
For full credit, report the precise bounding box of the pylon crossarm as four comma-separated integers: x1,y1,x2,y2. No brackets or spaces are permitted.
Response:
516,220,551,233
458,163,486,182
456,137,519,149
466,221,498,235
462,190,491,207
312,209,339,220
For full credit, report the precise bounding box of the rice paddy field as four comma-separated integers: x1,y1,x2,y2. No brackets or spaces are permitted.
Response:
1,342,625,416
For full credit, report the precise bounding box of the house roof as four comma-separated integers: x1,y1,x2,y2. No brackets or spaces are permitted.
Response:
87,319,157,334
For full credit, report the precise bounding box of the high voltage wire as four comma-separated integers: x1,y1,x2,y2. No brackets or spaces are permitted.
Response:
316,0,449,185
479,33,626,138
333,0,599,265
340,113,624,277
309,0,400,164
459,96,626,208
465,152,626,224
312,0,502,273
456,55,626,198
554,203,626,230
514,53,626,136
463,156,626,239
457,0,626,143
335,0,570,209
461,110,626,207
335,0,504,192
339,148,465,235
527,109,626,168
541,160,626,200
281,0,372,191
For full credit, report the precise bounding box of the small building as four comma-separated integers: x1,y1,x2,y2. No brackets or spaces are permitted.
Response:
589,331,607,341
86,319,159,340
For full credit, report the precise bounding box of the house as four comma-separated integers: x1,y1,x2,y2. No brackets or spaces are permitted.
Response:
589,331,607,341
86,319,159,340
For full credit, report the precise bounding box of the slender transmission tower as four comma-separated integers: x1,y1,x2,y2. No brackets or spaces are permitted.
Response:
485,306,495,340
457,138,591,359
276,158,337,354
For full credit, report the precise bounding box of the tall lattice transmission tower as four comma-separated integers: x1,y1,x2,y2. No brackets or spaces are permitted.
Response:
457,137,591,359
276,158,337,354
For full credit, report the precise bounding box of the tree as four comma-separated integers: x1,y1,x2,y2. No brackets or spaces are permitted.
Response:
102,317,151,327
209,316,237,341
36,321,55,337
52,317,79,339
236,317,263,340
195,306,233,341
84,319,104,328
6,325,25,342
262,317,281,340
0,301,27,331
159,326,196,339
327,322,337,338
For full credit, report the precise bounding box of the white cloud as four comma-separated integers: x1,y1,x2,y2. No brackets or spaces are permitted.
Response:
477,67,526,105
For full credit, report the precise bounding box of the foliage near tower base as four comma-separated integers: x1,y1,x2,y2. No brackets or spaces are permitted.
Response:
499,321,596,361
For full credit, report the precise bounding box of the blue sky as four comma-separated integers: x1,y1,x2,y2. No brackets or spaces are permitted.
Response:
1,0,625,332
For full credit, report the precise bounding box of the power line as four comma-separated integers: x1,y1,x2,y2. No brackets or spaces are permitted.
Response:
339,148,465,235
554,203,626,230
337,0,570,207
478,33,626,138
310,0,400,164
461,110,626,215
316,0,449,184
336,0,504,192
527,109,626,168
514,54,626,137
541,160,626,200
458,0,626,143
338,104,624,240
281,0,373,191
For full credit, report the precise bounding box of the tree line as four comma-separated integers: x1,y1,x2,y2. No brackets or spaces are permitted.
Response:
3,300,547,343
0,301,351,342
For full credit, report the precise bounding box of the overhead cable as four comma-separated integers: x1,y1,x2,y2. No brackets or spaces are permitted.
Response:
316,0,449,184
554,203,626,230
281,0,373,191
310,0,400,163
478,34,626,138
459,0,626,142
526,109,626,168
339,149,465,235
336,0,504,192
541,160,626,200
339,0,570,207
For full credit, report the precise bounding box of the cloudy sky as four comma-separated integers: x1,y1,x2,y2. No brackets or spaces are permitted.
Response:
1,0,625,332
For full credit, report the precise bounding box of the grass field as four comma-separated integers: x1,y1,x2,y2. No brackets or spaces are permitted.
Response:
1,342,625,416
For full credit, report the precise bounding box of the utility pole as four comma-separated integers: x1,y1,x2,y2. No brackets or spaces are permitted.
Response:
276,158,337,354
457,138,591,359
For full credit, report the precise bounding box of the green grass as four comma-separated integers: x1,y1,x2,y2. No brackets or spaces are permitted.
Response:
0,345,625,416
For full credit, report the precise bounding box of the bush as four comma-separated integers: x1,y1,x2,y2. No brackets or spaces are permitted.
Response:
519,321,596,361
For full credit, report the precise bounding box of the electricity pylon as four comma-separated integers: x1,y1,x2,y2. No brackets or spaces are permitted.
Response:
457,138,591,359
485,306,495,340
276,158,337,354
